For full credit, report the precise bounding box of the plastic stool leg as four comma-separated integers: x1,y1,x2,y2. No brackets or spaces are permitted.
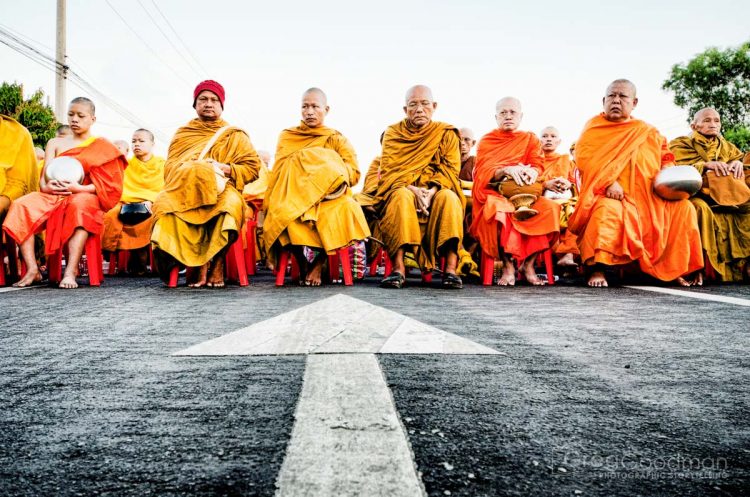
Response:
544,249,555,286
338,247,353,286
276,249,289,286
481,252,494,286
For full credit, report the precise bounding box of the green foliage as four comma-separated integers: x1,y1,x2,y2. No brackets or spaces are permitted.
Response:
0,81,58,148
663,41,750,148
724,126,750,152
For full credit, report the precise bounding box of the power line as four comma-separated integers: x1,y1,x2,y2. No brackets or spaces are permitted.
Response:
148,0,211,76
104,0,192,87
0,26,171,143
136,0,203,79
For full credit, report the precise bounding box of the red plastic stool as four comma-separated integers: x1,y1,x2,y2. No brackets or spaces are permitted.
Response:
275,247,352,286
368,246,392,277
225,236,249,286
48,234,104,286
480,249,554,286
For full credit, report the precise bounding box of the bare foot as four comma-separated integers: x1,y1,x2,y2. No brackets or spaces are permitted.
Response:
305,258,324,286
587,271,608,287
693,272,703,287
675,276,691,287
13,268,42,287
557,253,578,267
187,264,208,288
521,260,545,285
59,272,79,289
497,261,516,286
206,258,225,288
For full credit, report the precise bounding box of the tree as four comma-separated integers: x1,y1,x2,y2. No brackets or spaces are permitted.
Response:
0,82,58,148
663,41,750,151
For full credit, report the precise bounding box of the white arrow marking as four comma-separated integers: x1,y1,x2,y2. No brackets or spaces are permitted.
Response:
174,294,501,496
626,286,750,307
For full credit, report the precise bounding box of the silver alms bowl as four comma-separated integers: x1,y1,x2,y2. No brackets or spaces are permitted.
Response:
45,156,84,184
653,165,702,200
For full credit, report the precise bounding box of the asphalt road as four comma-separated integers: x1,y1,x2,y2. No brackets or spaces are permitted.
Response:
1,271,748,496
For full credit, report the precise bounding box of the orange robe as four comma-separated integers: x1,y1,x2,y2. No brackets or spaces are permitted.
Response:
375,120,464,270
541,152,579,255
102,155,165,251
568,114,703,280
471,129,560,261
3,138,126,254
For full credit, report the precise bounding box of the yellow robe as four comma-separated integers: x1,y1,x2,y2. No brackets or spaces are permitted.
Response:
375,119,464,270
0,116,38,218
151,118,260,267
262,122,370,263
102,155,165,251
670,132,750,281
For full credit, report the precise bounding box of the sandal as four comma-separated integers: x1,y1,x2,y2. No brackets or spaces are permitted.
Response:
441,272,463,289
380,271,405,289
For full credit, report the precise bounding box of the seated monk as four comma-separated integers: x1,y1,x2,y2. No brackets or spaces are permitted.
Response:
0,115,38,227
243,149,271,267
3,97,126,288
101,128,165,275
375,84,464,289
151,80,261,288
458,127,477,181
470,97,560,286
263,88,370,286
669,107,750,282
568,79,703,287
113,140,130,158
540,126,579,267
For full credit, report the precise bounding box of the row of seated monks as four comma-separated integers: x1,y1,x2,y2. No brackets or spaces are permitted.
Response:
1,78,749,289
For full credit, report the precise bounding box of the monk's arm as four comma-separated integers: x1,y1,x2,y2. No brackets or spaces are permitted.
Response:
225,132,261,192
332,135,360,186
427,131,461,190
2,143,38,201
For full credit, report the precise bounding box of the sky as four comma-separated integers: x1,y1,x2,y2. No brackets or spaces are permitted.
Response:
2,0,749,186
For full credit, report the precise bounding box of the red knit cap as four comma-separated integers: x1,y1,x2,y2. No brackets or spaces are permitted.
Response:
193,80,225,109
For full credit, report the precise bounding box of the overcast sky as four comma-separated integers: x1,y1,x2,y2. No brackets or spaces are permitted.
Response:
2,0,749,183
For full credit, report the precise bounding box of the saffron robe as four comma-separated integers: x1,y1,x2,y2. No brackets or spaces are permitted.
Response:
262,122,370,263
0,116,38,216
670,132,749,281
568,114,703,280
541,152,579,255
471,129,560,261
102,155,165,251
374,119,464,270
151,118,260,267
3,137,125,254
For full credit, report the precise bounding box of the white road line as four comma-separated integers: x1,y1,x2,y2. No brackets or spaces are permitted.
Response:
626,286,750,307
0,285,39,293
275,354,424,497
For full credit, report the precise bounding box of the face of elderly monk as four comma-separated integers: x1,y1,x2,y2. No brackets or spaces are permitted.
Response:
540,127,561,153
301,92,329,128
691,108,722,138
495,98,522,132
459,128,476,159
603,81,638,123
195,90,223,121
404,86,437,129
131,130,155,160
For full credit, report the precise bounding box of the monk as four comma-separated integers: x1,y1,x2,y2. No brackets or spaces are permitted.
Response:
263,88,370,286
470,97,560,285
0,115,38,225
670,107,750,282
458,128,477,181
151,80,261,288
375,85,464,289
113,140,130,157
56,124,73,138
3,97,126,288
540,126,579,267
101,128,165,274
568,79,703,287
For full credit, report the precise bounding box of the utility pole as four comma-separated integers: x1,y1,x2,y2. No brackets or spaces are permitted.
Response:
55,0,67,122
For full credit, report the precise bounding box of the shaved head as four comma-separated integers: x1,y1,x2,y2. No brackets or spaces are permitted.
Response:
302,87,327,106
540,126,561,153
495,96,522,113
459,127,475,140
69,96,95,115
541,126,559,136
692,107,719,124
405,85,433,105
605,79,637,98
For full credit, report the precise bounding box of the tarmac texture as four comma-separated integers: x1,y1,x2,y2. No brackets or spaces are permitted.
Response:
1,271,748,496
